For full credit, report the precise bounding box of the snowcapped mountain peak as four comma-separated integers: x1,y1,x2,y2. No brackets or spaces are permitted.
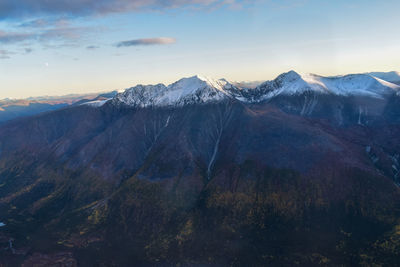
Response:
179,75,233,90
113,75,234,108
249,71,400,101
311,73,400,98
278,71,323,91
109,71,400,108
169,75,225,92
278,70,302,81
173,75,206,85
250,71,329,100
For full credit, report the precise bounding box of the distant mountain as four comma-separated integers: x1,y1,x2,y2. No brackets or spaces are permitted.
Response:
0,72,400,266
0,91,118,123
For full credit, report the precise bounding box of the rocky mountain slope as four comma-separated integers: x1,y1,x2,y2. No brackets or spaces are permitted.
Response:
0,71,400,266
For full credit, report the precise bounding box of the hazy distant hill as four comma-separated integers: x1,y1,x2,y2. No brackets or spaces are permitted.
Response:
0,91,118,123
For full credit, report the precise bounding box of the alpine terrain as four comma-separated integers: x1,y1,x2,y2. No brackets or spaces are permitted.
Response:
1,71,400,266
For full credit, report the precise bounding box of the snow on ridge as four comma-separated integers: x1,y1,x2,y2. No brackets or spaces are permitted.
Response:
110,71,400,108
366,71,400,83
114,75,234,107
81,99,110,107
255,71,400,99
309,73,400,98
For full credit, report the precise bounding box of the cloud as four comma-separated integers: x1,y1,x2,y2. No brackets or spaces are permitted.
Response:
116,37,176,47
0,27,86,44
0,0,248,20
0,49,13,59
0,30,34,44
39,27,83,41
86,45,100,50
0,26,89,59
18,18,49,28
0,0,252,58
18,18,70,28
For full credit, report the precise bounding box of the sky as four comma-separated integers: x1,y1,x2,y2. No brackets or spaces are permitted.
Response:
0,0,399,99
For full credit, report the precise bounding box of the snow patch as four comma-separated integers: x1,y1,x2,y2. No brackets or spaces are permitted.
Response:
82,99,110,107
367,71,400,83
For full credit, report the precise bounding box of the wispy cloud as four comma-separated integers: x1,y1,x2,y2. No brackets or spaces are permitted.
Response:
0,0,251,59
39,27,83,41
0,26,89,59
0,30,34,44
18,18,70,28
0,27,86,45
0,0,248,20
86,45,100,50
0,49,13,59
116,37,176,47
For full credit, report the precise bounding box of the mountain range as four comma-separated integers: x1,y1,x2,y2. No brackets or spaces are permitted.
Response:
0,91,118,124
0,71,400,266
97,71,400,107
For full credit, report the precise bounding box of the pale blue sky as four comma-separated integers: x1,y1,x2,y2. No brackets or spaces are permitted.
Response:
0,0,399,98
